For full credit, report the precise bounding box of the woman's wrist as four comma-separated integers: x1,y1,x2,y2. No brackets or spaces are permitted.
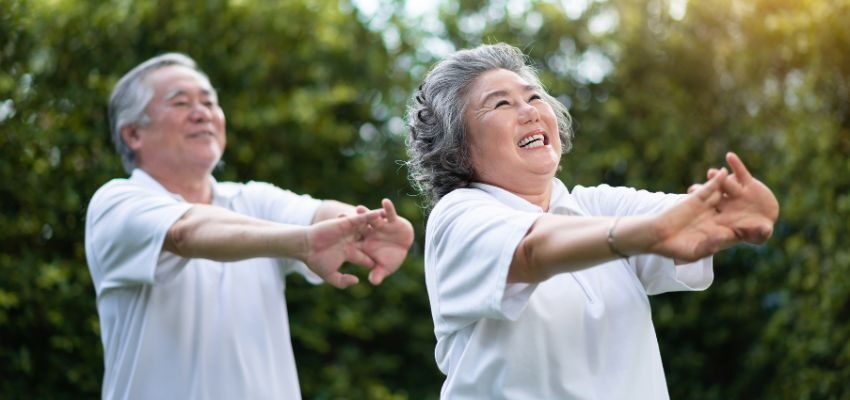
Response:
611,215,657,257
607,218,629,258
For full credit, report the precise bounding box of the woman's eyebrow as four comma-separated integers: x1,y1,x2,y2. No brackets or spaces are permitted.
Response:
479,89,510,105
479,84,541,105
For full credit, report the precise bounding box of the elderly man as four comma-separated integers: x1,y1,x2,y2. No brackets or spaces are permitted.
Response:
85,53,413,399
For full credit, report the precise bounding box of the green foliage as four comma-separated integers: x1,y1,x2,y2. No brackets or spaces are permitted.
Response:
2,0,848,398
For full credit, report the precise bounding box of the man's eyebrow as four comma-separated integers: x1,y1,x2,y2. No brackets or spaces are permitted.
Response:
163,88,215,100
479,84,540,105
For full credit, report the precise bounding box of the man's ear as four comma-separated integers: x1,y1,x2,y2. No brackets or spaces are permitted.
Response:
121,124,142,151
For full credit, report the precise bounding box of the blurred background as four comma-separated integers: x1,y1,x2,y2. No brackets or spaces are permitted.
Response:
1,0,848,398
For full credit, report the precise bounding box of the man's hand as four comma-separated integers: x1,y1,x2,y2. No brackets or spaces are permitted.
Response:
689,152,779,244
303,199,414,288
356,199,414,285
303,209,387,289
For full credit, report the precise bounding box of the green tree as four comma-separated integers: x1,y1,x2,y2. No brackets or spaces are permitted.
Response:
3,0,848,398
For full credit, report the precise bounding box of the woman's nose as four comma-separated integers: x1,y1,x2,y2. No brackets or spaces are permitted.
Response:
518,101,540,124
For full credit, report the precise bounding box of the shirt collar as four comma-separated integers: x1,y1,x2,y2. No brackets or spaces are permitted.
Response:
470,178,586,216
547,178,587,216
128,169,241,203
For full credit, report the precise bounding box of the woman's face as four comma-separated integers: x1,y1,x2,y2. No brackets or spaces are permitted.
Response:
464,68,561,195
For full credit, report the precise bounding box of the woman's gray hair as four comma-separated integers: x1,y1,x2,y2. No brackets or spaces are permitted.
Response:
405,43,573,207
108,52,209,173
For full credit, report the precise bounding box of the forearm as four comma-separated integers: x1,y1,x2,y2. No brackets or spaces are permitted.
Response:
164,205,309,261
509,215,657,283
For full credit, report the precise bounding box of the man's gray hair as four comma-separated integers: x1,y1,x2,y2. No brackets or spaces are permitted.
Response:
405,43,573,208
108,52,209,173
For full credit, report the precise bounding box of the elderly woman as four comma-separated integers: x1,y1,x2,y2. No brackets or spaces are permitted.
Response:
406,43,778,399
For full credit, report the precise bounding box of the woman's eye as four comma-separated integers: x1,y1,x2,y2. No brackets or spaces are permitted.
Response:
495,100,509,108
529,94,542,101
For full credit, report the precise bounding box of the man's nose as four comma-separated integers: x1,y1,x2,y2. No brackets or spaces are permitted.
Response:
188,102,212,122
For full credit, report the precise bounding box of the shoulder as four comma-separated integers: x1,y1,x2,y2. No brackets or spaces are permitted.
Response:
570,183,682,216
89,178,167,209
227,180,301,198
211,179,295,204
570,183,631,198
427,186,537,242
218,180,321,222
437,186,498,206
86,176,191,231
431,187,505,219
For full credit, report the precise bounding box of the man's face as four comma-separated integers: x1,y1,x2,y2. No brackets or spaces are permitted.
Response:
127,65,226,175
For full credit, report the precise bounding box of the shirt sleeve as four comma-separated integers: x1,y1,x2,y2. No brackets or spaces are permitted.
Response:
239,181,323,283
85,181,192,295
426,190,541,336
571,184,714,294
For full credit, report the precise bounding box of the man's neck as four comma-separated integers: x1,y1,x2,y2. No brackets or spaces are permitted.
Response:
142,167,213,204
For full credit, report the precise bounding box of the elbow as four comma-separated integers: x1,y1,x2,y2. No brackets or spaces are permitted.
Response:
508,233,548,284
164,213,195,257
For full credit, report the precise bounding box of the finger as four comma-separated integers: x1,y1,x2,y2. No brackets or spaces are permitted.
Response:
369,266,388,285
726,152,753,184
700,227,736,257
341,212,376,240
382,198,398,223
695,168,727,201
362,209,387,226
687,184,702,194
343,211,369,229
758,224,774,242
358,223,376,241
354,208,380,237
347,245,377,268
370,262,401,285
705,186,724,207
721,175,744,198
706,168,719,180
356,208,383,220
326,272,359,289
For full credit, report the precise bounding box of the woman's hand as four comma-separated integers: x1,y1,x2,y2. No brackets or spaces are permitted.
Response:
689,152,779,244
647,168,738,262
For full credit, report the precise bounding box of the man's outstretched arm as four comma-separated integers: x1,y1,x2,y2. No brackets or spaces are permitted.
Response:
163,204,388,288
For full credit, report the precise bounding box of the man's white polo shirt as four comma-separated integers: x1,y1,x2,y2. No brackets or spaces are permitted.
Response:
85,169,322,400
